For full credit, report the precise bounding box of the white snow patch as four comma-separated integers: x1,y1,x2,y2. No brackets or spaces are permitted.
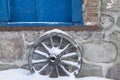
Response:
106,0,117,9
85,22,92,25
0,68,113,80
45,29,68,35
0,69,30,80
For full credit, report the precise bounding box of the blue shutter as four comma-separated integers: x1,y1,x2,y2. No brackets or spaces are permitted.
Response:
0,0,9,22
1,0,84,26
72,0,84,25
36,0,71,22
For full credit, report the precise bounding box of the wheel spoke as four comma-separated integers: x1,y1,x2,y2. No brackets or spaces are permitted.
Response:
34,50,49,58
32,59,48,65
39,64,49,74
32,67,36,72
59,43,71,56
50,65,59,77
58,64,70,76
58,37,63,48
56,65,59,76
61,52,77,59
41,42,50,53
50,36,54,48
62,43,71,52
61,60,79,68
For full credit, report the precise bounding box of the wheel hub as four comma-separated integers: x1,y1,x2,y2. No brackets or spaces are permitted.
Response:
50,55,56,63
49,55,60,65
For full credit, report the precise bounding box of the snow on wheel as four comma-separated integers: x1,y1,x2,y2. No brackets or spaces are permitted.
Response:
29,29,82,78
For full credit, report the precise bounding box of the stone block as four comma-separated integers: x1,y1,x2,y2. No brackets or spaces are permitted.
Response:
100,14,114,30
0,32,24,62
83,41,117,63
102,0,120,12
0,64,18,70
66,31,92,42
110,30,120,41
116,16,120,27
89,32,104,41
23,31,45,42
110,30,120,49
106,63,120,80
101,0,110,11
76,31,92,41
78,63,102,77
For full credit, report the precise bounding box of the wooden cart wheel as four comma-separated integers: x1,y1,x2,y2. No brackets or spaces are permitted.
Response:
29,29,82,78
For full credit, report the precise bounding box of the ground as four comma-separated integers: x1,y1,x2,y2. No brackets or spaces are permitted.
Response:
0,68,113,80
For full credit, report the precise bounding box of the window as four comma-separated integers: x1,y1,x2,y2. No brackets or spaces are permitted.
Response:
0,0,84,27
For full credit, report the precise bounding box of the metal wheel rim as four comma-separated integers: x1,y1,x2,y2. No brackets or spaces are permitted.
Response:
29,29,82,78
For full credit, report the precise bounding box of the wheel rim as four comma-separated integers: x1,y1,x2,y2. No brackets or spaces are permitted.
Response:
29,29,82,78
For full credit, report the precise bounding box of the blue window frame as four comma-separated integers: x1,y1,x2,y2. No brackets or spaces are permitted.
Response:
0,0,84,27
0,0,9,26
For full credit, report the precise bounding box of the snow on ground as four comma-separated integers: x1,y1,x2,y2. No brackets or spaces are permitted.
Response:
0,68,113,80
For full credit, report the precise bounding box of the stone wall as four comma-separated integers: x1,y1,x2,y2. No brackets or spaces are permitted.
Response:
0,0,120,80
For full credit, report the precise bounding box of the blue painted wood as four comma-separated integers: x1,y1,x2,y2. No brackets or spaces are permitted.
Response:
10,0,36,22
6,22,72,27
36,0,71,22
72,0,84,25
0,0,9,21
10,0,72,22
0,0,84,26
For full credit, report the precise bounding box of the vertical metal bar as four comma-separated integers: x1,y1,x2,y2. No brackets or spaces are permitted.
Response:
72,0,84,25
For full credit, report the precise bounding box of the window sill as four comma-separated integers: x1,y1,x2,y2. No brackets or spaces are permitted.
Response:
0,26,98,31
